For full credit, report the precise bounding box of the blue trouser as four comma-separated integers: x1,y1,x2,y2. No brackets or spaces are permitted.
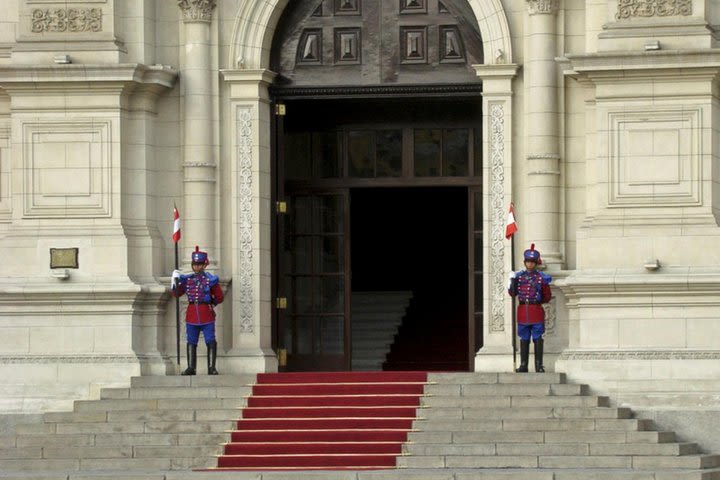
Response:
186,323,215,345
518,322,545,342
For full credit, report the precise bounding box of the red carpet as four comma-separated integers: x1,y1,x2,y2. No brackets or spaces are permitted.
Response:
213,371,427,471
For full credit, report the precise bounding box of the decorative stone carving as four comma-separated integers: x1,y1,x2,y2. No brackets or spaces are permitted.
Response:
31,8,103,33
526,0,559,15
177,0,217,23
616,0,692,20
543,298,555,332
237,106,254,334
559,350,720,360
490,103,506,333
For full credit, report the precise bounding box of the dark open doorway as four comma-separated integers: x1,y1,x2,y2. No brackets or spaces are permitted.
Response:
350,187,469,370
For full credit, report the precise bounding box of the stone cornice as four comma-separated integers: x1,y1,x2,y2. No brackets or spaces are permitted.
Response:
0,63,177,88
178,0,216,23
526,0,559,15
561,50,720,81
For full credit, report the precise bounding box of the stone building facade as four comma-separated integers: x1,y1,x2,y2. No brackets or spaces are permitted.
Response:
0,0,718,448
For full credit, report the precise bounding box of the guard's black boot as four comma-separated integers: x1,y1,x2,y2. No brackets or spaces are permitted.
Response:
534,338,545,373
516,340,530,372
207,340,219,375
181,343,197,376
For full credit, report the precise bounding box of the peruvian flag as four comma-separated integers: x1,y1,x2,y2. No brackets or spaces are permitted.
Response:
505,203,518,239
172,205,181,243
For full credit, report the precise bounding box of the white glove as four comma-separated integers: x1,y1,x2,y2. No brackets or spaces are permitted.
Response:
507,271,516,290
171,269,181,289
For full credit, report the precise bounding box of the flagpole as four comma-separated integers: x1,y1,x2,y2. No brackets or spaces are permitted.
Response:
506,202,518,372
510,234,517,371
174,241,180,366
173,203,181,367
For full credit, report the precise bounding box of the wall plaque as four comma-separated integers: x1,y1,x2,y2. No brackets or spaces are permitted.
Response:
50,248,79,269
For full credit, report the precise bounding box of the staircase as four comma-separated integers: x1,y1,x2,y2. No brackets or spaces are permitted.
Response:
214,371,426,470
0,375,252,474
383,296,468,371
0,372,719,479
403,372,720,478
351,291,412,370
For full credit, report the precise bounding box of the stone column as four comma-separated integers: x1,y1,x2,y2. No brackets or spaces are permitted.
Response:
178,0,217,266
472,64,519,372
220,69,278,374
525,0,562,268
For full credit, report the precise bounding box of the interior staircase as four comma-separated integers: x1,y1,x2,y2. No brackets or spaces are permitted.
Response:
351,291,412,370
0,372,719,479
383,295,468,371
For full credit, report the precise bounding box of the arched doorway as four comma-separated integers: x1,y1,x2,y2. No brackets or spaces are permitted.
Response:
269,0,485,371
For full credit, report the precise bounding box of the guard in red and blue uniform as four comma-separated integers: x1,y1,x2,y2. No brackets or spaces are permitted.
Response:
508,244,552,373
172,246,224,375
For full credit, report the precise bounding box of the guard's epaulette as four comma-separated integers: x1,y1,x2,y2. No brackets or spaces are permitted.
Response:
205,272,220,287
539,271,552,284
179,273,194,282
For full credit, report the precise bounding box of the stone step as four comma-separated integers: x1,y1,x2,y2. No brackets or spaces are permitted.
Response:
398,454,720,470
107,409,239,423
74,397,245,413
420,406,632,420
428,372,567,384
17,420,234,435
100,386,252,400
15,432,228,448
424,383,585,396
407,430,677,445
403,442,699,456
420,394,611,408
412,418,653,432
129,375,257,388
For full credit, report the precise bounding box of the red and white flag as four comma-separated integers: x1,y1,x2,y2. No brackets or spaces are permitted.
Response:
172,205,181,243
505,203,518,239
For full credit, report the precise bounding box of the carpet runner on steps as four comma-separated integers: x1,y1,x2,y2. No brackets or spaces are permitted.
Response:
212,371,428,471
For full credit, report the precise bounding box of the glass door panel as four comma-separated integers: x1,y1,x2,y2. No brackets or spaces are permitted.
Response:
283,192,349,370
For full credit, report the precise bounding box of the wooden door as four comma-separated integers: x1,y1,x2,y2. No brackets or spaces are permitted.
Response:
280,192,351,371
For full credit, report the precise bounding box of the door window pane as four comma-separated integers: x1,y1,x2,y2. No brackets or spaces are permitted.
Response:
316,236,343,273
376,130,402,177
318,316,344,354
291,196,312,234
294,316,313,354
414,129,441,176
318,276,344,313
317,131,342,178
285,133,312,179
348,131,374,177
293,276,314,313
290,236,312,273
443,129,469,176
318,195,344,233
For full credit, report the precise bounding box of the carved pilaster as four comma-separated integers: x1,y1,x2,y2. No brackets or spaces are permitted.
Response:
177,0,216,23
489,103,506,333
526,0,559,15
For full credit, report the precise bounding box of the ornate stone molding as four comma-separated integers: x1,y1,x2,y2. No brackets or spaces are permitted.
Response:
177,0,216,23
489,103,506,333
0,354,143,364
543,298,556,333
237,106,254,334
31,8,102,33
616,0,692,20
559,350,720,361
526,0,559,15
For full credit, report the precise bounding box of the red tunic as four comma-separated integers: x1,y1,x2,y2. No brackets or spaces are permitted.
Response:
173,272,224,325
